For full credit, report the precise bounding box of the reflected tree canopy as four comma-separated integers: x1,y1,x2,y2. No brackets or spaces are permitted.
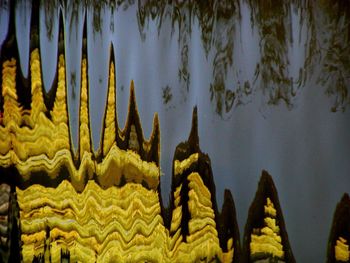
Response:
207,0,241,115
42,0,58,40
293,0,350,112
2,0,349,114
137,0,242,115
137,0,193,94
318,0,350,112
248,0,294,107
135,0,350,115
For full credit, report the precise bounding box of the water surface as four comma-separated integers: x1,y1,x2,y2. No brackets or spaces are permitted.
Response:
1,1,350,262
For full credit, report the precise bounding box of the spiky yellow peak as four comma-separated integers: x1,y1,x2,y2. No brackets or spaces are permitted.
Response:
250,197,284,259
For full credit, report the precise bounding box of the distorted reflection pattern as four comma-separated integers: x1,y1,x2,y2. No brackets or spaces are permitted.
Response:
0,1,349,262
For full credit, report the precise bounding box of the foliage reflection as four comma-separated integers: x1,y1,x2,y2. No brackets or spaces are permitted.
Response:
4,0,350,114
136,0,350,114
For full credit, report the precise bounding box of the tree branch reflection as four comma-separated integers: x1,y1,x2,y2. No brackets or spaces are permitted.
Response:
318,0,350,112
44,0,350,114
248,0,294,108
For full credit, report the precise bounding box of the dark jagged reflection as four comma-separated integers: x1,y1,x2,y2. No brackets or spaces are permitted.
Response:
247,0,294,107
207,0,242,116
293,0,350,112
135,0,350,114
42,0,58,40
137,1,193,96
137,0,243,115
86,0,108,33
4,0,350,115
60,0,81,35
136,0,292,115
35,0,350,114
294,0,319,87
60,0,107,36
318,0,350,112
162,85,172,105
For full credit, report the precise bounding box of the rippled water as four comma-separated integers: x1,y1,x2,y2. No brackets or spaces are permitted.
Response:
1,0,350,262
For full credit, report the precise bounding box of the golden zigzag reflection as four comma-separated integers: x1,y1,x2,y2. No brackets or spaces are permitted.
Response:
0,48,160,191
250,197,284,260
0,49,69,168
17,179,234,263
0,17,242,260
243,171,295,263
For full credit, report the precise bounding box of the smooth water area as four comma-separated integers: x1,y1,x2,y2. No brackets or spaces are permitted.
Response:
1,1,350,262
